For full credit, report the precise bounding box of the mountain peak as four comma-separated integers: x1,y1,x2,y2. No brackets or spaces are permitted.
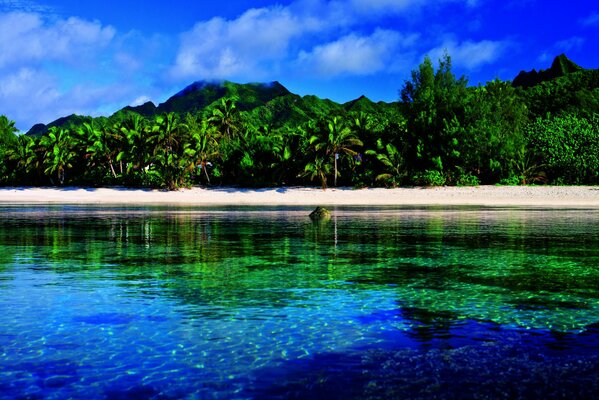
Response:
122,101,157,117
132,80,292,116
550,53,583,75
513,54,584,88
172,80,224,98
343,95,376,112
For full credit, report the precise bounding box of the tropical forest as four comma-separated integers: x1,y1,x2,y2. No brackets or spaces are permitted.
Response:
1,53,598,190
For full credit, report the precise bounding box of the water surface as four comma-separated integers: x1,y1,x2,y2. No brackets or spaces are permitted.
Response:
1,206,598,399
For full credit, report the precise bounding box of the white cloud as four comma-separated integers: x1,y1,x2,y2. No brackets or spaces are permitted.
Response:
169,0,486,82
0,67,136,130
0,67,62,130
298,30,417,77
0,67,57,101
0,11,157,131
0,12,115,68
347,0,480,16
581,12,599,27
556,36,585,52
170,6,306,80
428,39,509,70
131,96,151,107
348,0,422,14
113,52,143,73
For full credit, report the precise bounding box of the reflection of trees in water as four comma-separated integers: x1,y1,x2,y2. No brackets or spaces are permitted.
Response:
0,211,352,315
2,208,599,327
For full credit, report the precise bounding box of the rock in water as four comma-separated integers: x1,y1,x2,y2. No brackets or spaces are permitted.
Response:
309,207,331,221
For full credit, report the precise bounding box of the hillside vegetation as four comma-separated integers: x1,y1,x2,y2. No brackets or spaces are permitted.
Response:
1,54,598,189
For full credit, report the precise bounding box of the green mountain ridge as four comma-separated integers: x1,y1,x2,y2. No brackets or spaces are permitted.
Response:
26,114,93,137
25,80,398,136
512,54,586,88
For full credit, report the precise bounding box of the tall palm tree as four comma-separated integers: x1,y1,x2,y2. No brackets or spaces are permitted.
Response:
18,136,45,182
79,121,118,179
3,134,33,184
304,155,331,190
308,116,363,187
208,98,239,140
365,139,407,187
6,134,34,172
147,113,189,190
118,114,149,178
0,116,18,181
184,117,219,185
109,122,128,176
0,115,18,143
40,127,77,185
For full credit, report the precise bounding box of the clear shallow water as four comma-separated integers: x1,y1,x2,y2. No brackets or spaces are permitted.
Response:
0,205,598,399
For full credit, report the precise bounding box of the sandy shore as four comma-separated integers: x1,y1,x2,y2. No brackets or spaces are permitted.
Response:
1,186,599,207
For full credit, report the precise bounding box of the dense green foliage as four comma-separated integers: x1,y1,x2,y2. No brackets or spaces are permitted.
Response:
526,114,599,184
0,116,18,182
1,54,598,189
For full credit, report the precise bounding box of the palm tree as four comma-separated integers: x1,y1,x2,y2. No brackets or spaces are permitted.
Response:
109,122,128,176
6,134,33,171
304,155,331,190
184,117,219,185
0,115,18,143
147,113,189,190
3,134,33,184
79,122,118,179
208,98,239,140
263,127,295,186
40,127,77,185
119,114,149,178
308,116,363,187
365,139,407,187
15,136,45,182
0,116,18,182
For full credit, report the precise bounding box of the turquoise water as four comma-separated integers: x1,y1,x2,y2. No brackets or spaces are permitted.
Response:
1,206,598,399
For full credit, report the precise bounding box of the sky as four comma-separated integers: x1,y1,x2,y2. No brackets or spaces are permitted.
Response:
0,0,597,131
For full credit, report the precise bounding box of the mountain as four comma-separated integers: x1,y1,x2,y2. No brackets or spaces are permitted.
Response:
121,101,157,117
512,54,599,117
512,54,585,88
137,80,291,116
26,114,93,137
27,80,399,136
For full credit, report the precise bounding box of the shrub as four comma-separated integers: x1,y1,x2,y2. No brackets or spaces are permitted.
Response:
456,173,480,186
499,175,523,186
414,170,446,186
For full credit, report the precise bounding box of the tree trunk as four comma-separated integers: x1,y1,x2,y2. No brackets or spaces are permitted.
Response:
108,160,117,179
334,153,338,187
203,163,211,185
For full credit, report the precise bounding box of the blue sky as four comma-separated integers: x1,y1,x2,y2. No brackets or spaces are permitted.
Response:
0,0,597,131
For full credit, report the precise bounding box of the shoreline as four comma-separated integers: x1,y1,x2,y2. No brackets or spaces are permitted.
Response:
1,186,599,207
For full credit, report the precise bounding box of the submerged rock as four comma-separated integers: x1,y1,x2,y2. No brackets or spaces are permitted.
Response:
309,207,331,221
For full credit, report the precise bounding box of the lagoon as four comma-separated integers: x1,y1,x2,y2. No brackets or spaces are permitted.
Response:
1,206,598,399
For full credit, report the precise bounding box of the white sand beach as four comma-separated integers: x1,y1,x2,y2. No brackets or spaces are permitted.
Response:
1,186,599,207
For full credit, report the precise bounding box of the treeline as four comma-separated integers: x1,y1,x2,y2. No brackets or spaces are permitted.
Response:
1,54,598,189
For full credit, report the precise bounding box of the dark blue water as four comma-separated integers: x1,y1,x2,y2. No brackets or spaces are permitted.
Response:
0,206,598,399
